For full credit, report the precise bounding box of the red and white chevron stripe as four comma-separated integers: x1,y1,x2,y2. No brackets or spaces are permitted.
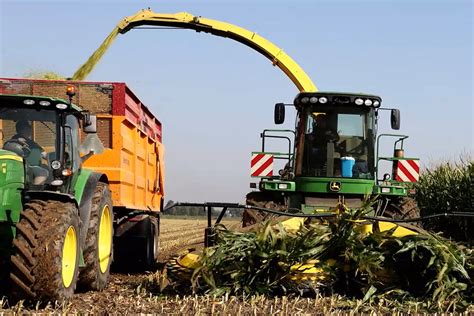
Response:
395,159,420,182
251,153,273,177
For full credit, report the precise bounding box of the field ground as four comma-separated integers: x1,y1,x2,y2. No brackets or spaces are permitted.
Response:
1,217,472,314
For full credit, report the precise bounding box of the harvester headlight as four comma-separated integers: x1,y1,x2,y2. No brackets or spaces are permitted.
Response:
51,179,64,186
373,100,380,107
309,97,318,104
278,183,289,190
381,187,390,193
51,160,61,170
56,103,68,110
39,101,51,106
301,97,309,104
319,97,328,104
23,99,35,105
364,99,373,106
355,98,364,105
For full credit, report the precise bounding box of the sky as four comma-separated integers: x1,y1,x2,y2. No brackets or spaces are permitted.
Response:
0,0,472,203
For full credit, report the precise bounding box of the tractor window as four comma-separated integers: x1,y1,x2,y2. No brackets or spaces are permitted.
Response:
65,115,81,172
301,106,374,179
0,107,58,185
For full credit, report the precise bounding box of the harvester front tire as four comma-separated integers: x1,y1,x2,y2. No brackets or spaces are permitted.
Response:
10,200,80,301
384,197,420,221
78,182,114,291
242,192,284,227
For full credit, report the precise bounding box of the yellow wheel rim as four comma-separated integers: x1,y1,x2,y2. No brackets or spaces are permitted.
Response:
62,225,77,288
98,205,112,273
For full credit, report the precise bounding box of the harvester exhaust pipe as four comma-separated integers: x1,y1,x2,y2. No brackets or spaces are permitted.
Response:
394,149,404,158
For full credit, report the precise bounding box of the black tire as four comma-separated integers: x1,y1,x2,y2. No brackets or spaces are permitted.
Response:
143,216,160,270
383,197,422,228
10,200,80,300
113,215,159,271
242,192,284,227
384,197,420,220
78,182,114,291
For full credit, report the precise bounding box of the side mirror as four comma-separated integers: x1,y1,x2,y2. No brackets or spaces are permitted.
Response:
391,109,400,130
83,114,97,133
274,103,285,124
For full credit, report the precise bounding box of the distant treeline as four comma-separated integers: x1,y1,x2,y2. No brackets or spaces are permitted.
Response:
163,200,242,217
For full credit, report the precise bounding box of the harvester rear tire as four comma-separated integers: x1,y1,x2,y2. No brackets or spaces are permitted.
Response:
78,182,114,291
10,200,80,301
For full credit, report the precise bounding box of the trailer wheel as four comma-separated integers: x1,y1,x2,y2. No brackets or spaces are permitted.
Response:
113,215,159,271
143,216,160,270
10,200,80,300
78,182,114,291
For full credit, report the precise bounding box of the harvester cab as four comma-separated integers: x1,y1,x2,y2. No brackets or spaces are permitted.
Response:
247,92,420,220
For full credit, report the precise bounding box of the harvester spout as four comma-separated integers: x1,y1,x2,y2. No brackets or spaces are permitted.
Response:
74,8,317,92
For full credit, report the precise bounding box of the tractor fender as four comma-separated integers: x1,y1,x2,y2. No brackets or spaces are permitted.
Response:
25,190,79,210
74,171,109,247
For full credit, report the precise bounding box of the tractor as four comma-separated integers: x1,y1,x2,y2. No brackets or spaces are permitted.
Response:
244,92,420,224
0,90,114,300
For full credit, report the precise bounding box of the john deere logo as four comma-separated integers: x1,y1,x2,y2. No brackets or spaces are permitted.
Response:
329,181,341,192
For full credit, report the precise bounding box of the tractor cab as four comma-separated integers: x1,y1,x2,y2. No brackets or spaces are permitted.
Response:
0,91,98,192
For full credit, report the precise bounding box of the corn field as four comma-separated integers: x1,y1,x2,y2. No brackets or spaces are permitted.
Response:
415,158,474,243
1,216,473,314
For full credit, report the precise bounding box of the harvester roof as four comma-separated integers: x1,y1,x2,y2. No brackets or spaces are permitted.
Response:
294,92,382,108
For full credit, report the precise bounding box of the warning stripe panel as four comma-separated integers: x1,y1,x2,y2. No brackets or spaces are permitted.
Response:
405,159,420,173
395,160,420,182
251,153,265,167
251,153,273,177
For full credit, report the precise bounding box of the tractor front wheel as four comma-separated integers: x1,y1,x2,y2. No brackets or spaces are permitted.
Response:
10,200,80,300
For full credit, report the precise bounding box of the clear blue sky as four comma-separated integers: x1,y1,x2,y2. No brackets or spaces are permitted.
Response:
1,0,472,203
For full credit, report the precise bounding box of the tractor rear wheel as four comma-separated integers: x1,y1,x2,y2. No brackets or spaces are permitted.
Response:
10,200,80,300
78,182,114,291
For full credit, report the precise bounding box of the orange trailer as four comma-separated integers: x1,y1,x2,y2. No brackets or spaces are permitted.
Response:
0,77,165,269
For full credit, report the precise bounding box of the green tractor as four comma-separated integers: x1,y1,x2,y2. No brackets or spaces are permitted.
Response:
245,92,420,224
0,91,113,300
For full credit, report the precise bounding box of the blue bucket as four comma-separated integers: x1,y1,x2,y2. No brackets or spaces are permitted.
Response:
341,157,355,178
